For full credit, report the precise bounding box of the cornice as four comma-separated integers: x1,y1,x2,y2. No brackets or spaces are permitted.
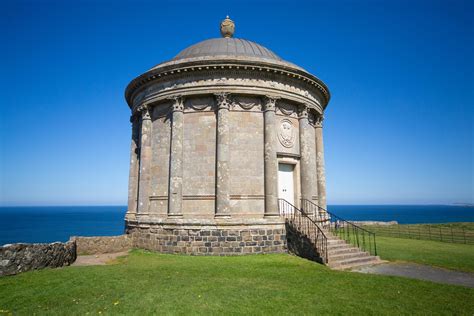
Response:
125,60,330,109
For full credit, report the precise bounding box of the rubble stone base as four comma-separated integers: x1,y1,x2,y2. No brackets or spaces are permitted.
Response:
126,222,287,255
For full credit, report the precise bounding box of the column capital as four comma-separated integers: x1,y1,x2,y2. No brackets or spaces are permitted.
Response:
138,106,151,120
315,115,324,128
168,95,184,112
263,95,280,112
297,105,309,119
214,92,231,110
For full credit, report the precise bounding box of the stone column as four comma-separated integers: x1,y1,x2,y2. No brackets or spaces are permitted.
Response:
263,96,279,217
127,115,140,217
137,106,152,214
298,106,316,215
315,115,327,210
215,93,231,217
168,96,184,217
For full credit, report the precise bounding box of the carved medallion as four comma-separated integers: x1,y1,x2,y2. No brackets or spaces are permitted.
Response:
278,119,295,148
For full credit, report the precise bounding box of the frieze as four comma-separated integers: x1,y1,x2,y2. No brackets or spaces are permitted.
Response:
277,101,298,117
232,95,261,111
185,96,214,111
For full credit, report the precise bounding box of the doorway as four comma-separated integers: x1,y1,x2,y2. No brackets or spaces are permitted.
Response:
278,163,295,206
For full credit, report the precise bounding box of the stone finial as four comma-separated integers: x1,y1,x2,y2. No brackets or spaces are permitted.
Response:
220,16,235,38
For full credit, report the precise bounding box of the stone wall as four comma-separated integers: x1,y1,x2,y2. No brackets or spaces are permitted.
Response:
285,222,323,263
0,241,76,276
127,224,286,255
71,235,132,255
228,110,265,217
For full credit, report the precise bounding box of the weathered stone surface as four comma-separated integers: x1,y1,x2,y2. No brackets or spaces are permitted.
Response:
70,235,132,255
0,241,76,276
127,224,286,255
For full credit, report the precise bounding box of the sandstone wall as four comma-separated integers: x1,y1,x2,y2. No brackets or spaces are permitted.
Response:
182,109,216,218
229,110,265,217
71,235,132,255
0,241,76,276
149,107,172,215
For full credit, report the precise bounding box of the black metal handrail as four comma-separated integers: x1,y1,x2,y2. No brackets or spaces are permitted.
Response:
278,199,328,263
300,199,377,256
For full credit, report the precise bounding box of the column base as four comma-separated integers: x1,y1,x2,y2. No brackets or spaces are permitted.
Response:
214,214,231,219
168,214,183,218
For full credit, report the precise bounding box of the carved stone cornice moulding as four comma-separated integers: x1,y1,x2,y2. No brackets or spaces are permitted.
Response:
131,76,324,115
125,62,330,109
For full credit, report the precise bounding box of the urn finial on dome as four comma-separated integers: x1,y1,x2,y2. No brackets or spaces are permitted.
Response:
220,15,235,38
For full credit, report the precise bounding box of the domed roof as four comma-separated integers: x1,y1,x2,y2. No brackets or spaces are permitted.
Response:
173,38,282,62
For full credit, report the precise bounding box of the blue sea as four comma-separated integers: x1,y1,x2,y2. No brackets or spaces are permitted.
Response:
0,205,473,246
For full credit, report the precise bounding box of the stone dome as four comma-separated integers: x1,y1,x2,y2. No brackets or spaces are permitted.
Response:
173,38,282,63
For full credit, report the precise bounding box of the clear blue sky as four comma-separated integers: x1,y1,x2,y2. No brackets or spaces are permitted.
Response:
0,0,472,206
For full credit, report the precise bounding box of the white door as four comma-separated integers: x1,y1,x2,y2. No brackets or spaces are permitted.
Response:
278,163,295,205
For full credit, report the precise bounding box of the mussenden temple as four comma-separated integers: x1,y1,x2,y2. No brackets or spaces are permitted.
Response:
123,17,379,268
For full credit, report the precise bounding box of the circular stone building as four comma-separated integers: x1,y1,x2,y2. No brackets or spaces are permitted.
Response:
124,17,330,255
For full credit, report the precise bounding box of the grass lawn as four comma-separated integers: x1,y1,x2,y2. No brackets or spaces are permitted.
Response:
376,236,474,272
1,250,473,315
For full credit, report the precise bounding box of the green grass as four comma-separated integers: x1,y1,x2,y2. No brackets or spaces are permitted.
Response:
1,250,473,315
376,236,474,272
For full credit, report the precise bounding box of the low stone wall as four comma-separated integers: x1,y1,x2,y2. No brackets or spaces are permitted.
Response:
127,224,286,255
70,235,132,255
0,241,76,276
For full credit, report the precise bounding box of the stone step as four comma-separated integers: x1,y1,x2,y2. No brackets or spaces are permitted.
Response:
328,251,370,262
328,256,382,270
327,243,353,250
327,246,361,256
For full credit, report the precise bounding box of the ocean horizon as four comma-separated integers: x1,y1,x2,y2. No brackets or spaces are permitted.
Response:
1,205,473,246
